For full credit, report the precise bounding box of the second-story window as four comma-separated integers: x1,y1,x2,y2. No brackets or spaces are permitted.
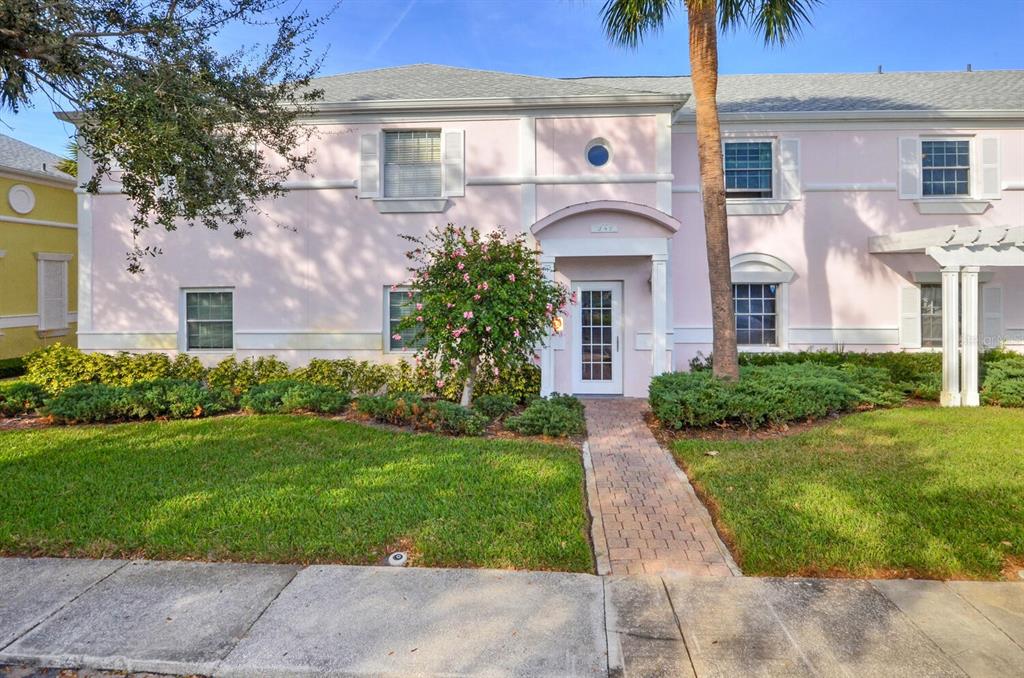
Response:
921,139,970,196
724,141,773,199
383,130,442,198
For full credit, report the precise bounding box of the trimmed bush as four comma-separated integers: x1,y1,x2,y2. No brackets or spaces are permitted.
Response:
981,349,1024,407
44,383,123,423
25,343,103,394
472,393,517,420
355,393,427,426
650,363,903,430
0,381,47,416
505,394,586,437
0,356,27,379
242,380,351,414
207,356,291,397
423,401,489,436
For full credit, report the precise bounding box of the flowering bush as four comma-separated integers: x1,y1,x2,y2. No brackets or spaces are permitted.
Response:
400,224,568,406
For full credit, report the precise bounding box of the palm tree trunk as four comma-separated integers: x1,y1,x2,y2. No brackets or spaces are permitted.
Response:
687,0,740,381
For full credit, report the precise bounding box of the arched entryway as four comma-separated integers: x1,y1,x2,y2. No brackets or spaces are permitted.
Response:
530,200,681,397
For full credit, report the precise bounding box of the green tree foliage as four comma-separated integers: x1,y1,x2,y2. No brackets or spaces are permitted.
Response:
0,0,327,272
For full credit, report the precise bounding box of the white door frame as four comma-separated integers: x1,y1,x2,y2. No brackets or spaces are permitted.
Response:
572,281,623,395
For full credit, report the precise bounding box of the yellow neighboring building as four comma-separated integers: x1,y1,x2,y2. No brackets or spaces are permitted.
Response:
0,134,77,359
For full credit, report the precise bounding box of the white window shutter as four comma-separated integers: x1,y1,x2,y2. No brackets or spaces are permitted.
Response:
898,137,921,199
38,260,68,331
978,136,1001,200
778,138,801,200
899,285,922,349
359,132,380,198
442,129,465,197
981,285,1003,349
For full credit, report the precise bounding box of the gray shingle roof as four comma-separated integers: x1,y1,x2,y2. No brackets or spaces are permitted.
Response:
309,64,670,103
567,71,1024,113
0,134,75,182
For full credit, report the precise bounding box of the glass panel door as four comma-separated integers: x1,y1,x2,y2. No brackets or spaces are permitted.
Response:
573,282,622,394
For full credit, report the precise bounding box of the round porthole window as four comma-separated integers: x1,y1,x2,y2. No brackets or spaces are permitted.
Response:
8,184,35,214
586,139,611,167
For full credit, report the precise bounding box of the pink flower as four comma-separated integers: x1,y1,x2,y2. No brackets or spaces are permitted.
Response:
463,310,474,319
416,315,423,322
390,284,398,291
493,367,500,376
486,326,492,333
392,334,402,341
508,273,516,282
513,329,520,339
482,281,489,290
447,302,455,308
457,262,465,270
546,303,553,313
436,379,445,388
416,303,423,311
407,291,414,298
473,294,481,301
463,273,470,283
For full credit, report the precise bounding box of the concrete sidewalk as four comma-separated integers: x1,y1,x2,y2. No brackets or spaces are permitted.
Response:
1,558,1022,678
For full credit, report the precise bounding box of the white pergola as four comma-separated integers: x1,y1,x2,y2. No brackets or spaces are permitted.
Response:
870,224,1024,406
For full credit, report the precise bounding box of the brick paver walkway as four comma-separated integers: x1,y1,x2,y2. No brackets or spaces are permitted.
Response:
582,398,740,577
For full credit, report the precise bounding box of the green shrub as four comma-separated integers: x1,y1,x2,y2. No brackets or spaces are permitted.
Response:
0,381,47,416
0,356,27,379
650,363,903,430
92,351,174,386
355,393,427,426
25,343,102,394
981,350,1024,407
118,379,232,419
691,350,940,400
473,393,517,420
242,380,351,414
505,394,586,437
169,354,207,382
207,356,290,397
44,383,123,423
423,401,489,435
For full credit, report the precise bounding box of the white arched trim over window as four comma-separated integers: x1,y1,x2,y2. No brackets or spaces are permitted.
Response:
730,253,796,350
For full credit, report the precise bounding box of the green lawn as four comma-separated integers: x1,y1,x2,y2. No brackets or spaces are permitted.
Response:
672,407,1024,580
0,416,592,572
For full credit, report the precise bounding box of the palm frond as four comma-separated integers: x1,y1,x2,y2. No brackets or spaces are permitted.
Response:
55,139,78,176
600,0,679,49
720,0,821,46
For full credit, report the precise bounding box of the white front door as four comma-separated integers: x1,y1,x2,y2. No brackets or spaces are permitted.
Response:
572,282,623,395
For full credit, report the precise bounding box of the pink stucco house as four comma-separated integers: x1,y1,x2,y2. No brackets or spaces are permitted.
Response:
73,65,1024,404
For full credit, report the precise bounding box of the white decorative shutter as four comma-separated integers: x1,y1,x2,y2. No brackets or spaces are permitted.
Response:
778,138,801,200
899,285,922,349
442,129,465,197
898,137,921,199
358,132,380,198
978,136,1001,200
981,285,1003,349
39,260,67,331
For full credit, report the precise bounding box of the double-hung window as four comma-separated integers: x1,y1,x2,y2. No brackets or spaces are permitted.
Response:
921,139,970,197
724,141,773,199
184,289,233,350
388,288,425,351
733,283,778,346
383,130,442,198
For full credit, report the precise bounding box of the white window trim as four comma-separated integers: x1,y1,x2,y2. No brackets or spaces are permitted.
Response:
913,135,992,214
731,253,795,351
35,252,72,333
723,137,777,201
179,287,235,353
384,286,422,354
585,137,613,168
381,128,443,199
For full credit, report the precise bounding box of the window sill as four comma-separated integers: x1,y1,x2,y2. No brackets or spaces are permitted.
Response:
36,328,69,339
738,344,787,353
375,198,449,214
726,200,792,216
913,199,991,215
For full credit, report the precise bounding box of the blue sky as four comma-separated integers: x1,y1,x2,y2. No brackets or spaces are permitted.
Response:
5,0,1023,156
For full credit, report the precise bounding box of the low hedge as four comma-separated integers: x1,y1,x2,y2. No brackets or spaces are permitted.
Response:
982,349,1024,407
241,380,351,414
505,394,586,437
650,363,904,430
44,379,234,423
355,393,489,436
25,344,540,403
0,381,47,416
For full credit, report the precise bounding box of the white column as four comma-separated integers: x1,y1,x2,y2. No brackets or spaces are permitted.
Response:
940,266,961,407
539,255,556,397
651,253,669,376
76,135,93,334
960,266,980,407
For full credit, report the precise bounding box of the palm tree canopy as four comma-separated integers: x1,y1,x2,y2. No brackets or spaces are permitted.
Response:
601,0,820,47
